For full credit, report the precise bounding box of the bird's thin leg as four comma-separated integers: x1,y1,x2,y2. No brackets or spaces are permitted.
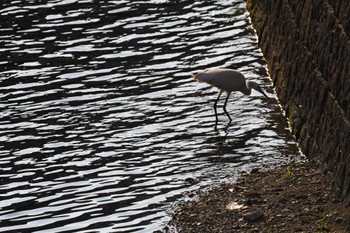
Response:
214,91,222,126
223,92,232,122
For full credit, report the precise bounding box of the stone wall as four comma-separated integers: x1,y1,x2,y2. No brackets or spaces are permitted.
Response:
246,0,350,201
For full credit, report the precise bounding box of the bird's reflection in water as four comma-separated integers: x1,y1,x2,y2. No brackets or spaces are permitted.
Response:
205,126,264,164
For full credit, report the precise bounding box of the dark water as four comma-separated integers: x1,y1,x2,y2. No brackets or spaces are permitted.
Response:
0,0,301,232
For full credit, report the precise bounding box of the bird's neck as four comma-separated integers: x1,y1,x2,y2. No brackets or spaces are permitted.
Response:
241,82,252,95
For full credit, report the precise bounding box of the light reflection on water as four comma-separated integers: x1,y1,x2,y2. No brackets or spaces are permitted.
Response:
0,0,300,232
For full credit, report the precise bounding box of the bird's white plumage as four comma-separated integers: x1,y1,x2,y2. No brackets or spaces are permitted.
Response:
193,68,246,94
192,68,270,126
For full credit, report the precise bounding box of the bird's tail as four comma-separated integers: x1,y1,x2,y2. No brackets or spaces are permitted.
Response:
192,72,207,82
192,72,211,83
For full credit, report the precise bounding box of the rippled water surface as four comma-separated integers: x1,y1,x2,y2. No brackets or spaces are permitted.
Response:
0,0,301,232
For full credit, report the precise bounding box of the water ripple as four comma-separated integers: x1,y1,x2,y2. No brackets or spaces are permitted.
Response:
0,0,301,232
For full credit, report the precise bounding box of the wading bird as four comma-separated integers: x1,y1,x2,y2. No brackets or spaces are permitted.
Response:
193,68,270,126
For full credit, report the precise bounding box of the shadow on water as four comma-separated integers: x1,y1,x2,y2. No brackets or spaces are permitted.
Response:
0,0,301,232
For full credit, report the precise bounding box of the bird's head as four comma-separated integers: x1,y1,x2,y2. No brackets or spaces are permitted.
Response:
248,81,271,101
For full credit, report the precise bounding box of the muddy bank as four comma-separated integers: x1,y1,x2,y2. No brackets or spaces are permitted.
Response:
168,161,350,232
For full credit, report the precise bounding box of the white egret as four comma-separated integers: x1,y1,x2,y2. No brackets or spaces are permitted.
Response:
193,68,270,125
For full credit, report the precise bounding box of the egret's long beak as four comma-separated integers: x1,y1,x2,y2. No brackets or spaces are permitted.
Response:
257,86,271,102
